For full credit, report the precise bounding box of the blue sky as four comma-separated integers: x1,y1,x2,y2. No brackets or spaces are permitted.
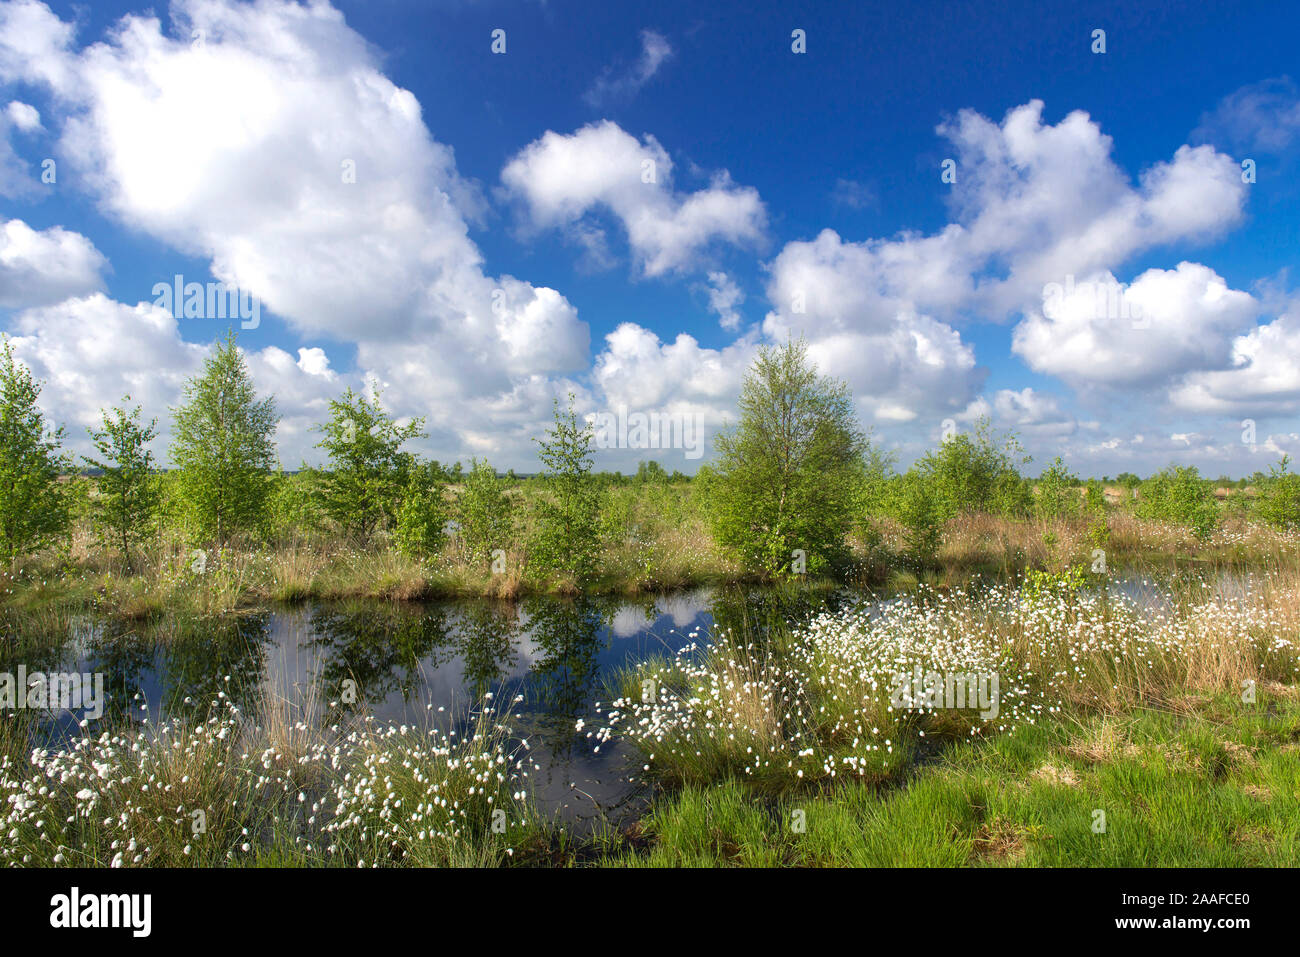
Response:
0,0,1297,476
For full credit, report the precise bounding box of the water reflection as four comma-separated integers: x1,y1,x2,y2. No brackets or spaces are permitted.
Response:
14,573,1251,761
523,597,611,738
305,603,454,716
457,601,520,695
6,584,863,823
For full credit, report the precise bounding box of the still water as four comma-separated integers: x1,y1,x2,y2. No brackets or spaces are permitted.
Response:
8,587,840,827
6,569,1249,826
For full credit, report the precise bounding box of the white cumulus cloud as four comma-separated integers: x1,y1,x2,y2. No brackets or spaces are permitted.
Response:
501,120,766,277
1012,262,1259,389
0,0,590,465
0,218,106,308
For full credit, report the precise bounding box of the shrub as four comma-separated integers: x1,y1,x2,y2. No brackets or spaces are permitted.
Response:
314,386,425,541
393,478,449,559
894,473,943,569
915,418,1030,520
82,397,162,569
170,331,278,544
1084,478,1107,514
1034,457,1079,521
0,337,71,566
990,470,1034,517
455,459,514,565
708,339,867,577
1137,465,1218,540
1021,565,1088,608
267,471,327,541
530,394,603,582
1256,456,1300,530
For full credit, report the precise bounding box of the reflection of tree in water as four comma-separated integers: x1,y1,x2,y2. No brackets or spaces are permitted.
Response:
454,600,520,698
0,609,79,676
521,596,612,756
155,614,271,718
0,616,78,684
306,603,452,715
82,618,160,725
707,584,842,648
3,616,121,745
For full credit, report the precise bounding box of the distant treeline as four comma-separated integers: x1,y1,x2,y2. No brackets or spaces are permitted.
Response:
3,332,1298,581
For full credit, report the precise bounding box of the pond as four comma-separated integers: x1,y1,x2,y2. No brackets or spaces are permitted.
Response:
3,586,846,829
3,567,1259,828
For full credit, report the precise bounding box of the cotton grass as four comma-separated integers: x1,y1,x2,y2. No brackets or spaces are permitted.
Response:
585,574,1300,792
0,691,538,868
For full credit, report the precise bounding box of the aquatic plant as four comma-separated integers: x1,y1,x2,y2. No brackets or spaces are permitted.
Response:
0,691,538,868
585,576,1300,793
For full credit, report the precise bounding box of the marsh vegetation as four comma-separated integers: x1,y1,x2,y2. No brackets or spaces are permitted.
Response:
2,335,1298,867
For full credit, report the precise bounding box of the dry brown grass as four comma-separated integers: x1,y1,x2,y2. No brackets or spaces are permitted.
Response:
1064,718,1135,764
19,490,1300,621
266,544,330,601
970,818,1035,863
1030,763,1080,787
938,513,1092,571
980,561,1300,714
708,647,787,753
872,509,1300,579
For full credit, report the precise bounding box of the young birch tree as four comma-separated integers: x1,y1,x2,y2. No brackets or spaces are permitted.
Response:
170,331,279,544
83,397,161,570
0,337,70,567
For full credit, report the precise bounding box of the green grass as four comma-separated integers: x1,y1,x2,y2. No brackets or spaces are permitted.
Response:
18,689,1293,867
6,483,1298,624
5,494,1299,868
0,696,551,868
599,690,1300,867
583,565,1300,867
6,622,1297,867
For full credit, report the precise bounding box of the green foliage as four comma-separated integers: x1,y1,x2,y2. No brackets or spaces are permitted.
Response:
598,484,638,544
170,331,279,544
82,397,161,568
267,471,326,540
1084,478,1107,514
990,469,1034,517
315,386,426,540
0,337,70,566
1136,465,1218,540
1034,457,1079,521
852,442,896,544
635,460,669,483
915,418,1030,519
707,338,867,577
1256,456,1300,530
62,474,94,533
530,394,603,581
456,459,514,564
1082,479,1110,548
893,472,943,569
409,458,454,489
645,477,693,527
1022,565,1088,605
393,476,449,559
